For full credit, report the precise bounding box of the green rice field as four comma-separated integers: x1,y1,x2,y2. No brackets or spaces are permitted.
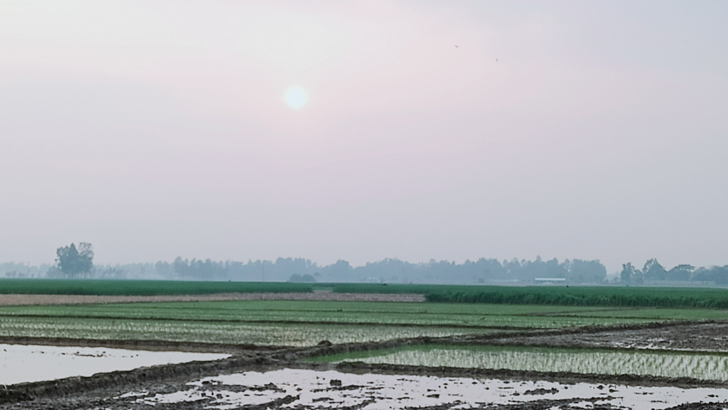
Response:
0,316,498,346
331,283,728,308
315,344,728,381
2,280,728,347
0,299,723,346
3,279,728,308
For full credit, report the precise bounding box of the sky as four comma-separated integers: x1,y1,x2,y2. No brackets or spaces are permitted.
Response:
1,1,727,272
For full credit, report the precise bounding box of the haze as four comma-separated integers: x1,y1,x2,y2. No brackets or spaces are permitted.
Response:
1,1,726,272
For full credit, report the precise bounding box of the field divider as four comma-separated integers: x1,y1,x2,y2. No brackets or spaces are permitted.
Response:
0,313,539,330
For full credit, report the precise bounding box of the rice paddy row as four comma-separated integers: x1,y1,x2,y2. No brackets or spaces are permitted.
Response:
314,344,728,382
2,300,726,347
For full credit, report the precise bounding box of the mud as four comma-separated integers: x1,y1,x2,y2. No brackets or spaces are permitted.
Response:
478,321,728,353
5,366,728,410
0,292,425,306
3,320,728,409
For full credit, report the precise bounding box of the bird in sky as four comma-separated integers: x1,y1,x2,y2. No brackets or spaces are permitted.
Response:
455,45,459,48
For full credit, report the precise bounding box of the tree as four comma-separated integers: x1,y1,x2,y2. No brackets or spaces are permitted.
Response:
666,264,694,281
564,259,607,283
620,263,642,284
56,242,94,277
288,273,317,283
643,259,667,282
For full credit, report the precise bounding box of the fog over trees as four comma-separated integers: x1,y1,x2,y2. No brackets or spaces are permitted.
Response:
1,249,727,286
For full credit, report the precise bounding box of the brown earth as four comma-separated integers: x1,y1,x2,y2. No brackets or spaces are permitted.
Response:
0,292,425,306
470,320,728,353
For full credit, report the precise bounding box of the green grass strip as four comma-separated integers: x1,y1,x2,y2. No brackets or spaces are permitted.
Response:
327,283,728,309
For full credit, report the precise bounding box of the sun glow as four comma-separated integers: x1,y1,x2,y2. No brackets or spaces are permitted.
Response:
285,87,308,109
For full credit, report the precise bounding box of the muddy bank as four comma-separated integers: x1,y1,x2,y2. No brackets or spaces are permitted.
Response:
0,354,283,405
477,321,728,353
0,292,425,306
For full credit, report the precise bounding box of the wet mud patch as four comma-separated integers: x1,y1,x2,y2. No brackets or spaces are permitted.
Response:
13,368,728,410
479,321,728,353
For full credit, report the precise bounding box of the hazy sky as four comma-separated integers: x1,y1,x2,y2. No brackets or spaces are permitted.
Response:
1,1,727,271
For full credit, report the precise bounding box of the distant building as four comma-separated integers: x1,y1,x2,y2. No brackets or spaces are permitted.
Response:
534,278,567,284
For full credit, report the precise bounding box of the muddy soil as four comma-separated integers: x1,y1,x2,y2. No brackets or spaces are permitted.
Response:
472,321,728,353
3,321,728,409
5,363,728,410
0,292,425,306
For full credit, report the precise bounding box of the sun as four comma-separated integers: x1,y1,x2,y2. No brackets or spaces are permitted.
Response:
285,86,308,109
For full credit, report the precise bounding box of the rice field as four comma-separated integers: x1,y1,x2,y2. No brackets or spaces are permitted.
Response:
331,283,728,308
0,301,662,345
1,284,727,348
0,316,496,346
315,345,728,381
4,279,728,309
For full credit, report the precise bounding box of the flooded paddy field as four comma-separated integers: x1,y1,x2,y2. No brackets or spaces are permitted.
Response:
7,363,728,410
0,343,228,385
315,344,728,381
65,368,728,410
4,321,728,409
3,297,728,409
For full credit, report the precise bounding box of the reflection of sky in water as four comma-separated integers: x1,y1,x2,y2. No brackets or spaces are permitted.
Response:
0,344,228,385
335,345,728,381
142,369,728,410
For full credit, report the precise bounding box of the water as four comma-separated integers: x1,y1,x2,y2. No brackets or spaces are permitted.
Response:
138,368,728,410
0,344,229,385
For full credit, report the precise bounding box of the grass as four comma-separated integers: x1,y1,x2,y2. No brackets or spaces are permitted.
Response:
2,279,728,309
328,283,728,308
0,279,313,295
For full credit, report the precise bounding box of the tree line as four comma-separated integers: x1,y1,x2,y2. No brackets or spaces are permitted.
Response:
2,242,726,286
620,259,728,285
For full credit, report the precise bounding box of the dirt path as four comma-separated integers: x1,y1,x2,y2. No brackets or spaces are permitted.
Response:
0,292,425,306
